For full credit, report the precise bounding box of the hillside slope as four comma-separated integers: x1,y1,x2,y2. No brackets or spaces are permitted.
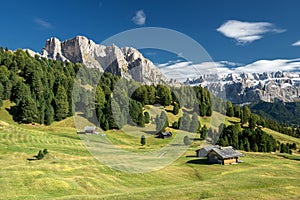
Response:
0,101,300,199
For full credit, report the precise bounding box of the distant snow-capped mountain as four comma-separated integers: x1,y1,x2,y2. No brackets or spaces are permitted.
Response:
185,71,300,103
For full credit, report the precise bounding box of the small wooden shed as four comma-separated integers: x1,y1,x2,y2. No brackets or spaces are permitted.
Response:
156,131,172,139
195,145,219,157
207,146,242,165
84,126,97,134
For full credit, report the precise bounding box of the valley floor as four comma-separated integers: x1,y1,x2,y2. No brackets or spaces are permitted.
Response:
0,102,299,199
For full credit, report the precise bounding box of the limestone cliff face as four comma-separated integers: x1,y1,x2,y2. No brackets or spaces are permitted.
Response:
41,36,168,85
185,72,300,103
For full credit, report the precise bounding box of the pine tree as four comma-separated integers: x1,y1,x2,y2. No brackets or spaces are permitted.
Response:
147,85,156,105
253,143,258,152
11,80,31,104
242,106,251,124
37,150,44,160
183,135,191,145
249,114,258,129
137,112,145,127
226,101,234,117
144,111,150,123
244,138,251,151
132,85,149,105
233,105,241,118
200,125,208,139
180,112,191,131
155,112,169,132
173,103,180,115
190,112,200,132
140,135,146,146
95,85,106,109
54,86,69,121
156,85,172,106
17,96,38,123
172,121,179,129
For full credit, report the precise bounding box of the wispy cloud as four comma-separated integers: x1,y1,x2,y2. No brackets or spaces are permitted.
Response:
34,18,54,29
158,60,238,81
292,40,300,46
235,58,300,73
158,58,300,82
132,10,146,25
217,20,285,45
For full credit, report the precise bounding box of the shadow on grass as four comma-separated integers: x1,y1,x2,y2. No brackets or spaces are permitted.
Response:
170,143,184,146
228,119,240,124
186,155,197,158
277,154,300,161
27,158,38,161
191,138,202,141
6,106,20,122
186,158,212,165
27,155,39,161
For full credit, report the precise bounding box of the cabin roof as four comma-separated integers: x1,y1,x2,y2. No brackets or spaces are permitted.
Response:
161,131,172,136
195,145,219,153
84,126,96,131
209,146,242,159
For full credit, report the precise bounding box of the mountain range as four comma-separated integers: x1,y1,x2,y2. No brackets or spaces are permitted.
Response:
26,35,300,104
185,71,300,104
29,36,169,85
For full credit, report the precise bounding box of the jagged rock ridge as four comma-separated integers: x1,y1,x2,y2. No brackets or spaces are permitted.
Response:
40,36,168,85
185,71,300,104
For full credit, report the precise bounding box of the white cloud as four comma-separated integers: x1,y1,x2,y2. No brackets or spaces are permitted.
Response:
292,40,300,46
219,60,243,67
158,58,300,82
132,10,146,25
235,58,300,73
217,20,285,45
34,18,53,29
158,60,236,81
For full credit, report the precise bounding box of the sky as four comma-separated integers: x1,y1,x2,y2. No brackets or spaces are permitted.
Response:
1,0,300,78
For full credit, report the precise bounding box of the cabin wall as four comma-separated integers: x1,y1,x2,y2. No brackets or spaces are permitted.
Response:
223,157,238,165
207,152,222,164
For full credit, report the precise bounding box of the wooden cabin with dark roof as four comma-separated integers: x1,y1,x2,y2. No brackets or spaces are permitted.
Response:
196,146,242,165
84,126,97,134
195,145,219,157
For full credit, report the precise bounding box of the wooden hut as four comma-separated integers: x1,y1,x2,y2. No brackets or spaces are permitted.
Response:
196,146,242,165
84,126,97,134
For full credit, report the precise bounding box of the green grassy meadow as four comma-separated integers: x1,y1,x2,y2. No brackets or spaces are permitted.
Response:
0,101,300,199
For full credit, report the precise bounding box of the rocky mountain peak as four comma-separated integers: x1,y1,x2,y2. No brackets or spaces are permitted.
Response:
40,36,168,85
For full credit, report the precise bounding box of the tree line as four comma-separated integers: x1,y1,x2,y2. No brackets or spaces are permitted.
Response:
0,48,79,124
217,124,296,154
225,100,300,138
74,68,213,131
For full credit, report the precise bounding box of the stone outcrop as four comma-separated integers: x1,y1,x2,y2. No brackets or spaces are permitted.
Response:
40,36,168,85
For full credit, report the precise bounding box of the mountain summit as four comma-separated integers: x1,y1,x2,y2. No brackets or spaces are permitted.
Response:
185,71,300,103
40,36,168,85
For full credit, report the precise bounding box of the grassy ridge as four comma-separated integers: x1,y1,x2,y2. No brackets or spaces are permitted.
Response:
0,101,300,199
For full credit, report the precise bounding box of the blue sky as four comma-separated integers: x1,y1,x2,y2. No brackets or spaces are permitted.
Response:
1,0,300,73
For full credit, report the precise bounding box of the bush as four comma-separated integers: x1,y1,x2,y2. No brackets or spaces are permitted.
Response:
144,112,150,123
43,149,48,154
183,136,191,145
172,121,179,129
140,135,146,146
37,150,44,160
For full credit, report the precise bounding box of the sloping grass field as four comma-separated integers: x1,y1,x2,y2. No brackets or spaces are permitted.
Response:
0,101,299,199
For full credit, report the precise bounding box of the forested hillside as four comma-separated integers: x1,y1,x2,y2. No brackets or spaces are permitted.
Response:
0,48,80,124
249,101,300,126
0,48,214,130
